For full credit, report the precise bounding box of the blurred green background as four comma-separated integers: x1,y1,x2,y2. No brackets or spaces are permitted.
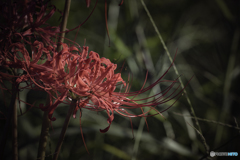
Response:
1,0,240,159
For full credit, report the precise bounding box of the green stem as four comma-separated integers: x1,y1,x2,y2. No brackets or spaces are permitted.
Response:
53,100,77,160
53,1,72,158
57,0,72,52
37,0,72,158
37,96,51,160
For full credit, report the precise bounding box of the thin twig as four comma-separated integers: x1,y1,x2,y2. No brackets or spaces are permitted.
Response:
172,112,240,130
184,121,210,158
233,117,240,134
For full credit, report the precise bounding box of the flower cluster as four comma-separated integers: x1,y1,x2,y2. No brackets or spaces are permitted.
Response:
0,0,182,134
0,0,58,84
0,1,193,160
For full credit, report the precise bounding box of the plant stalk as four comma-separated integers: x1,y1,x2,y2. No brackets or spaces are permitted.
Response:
37,96,51,160
53,100,77,160
0,80,19,159
57,0,72,52
52,0,72,159
37,0,72,158
12,93,18,160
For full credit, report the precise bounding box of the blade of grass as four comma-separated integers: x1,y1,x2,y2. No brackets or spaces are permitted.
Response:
140,0,209,154
131,107,149,160
214,28,239,146
132,23,162,160
215,0,234,22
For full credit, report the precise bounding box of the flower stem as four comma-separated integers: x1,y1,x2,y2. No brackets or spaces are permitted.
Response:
53,100,77,160
12,93,18,160
57,0,72,52
0,80,18,159
37,96,51,160
50,1,72,159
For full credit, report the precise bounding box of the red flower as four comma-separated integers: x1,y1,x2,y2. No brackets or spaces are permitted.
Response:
32,43,186,133
1,25,186,133
71,47,182,133
0,0,59,87
0,1,58,50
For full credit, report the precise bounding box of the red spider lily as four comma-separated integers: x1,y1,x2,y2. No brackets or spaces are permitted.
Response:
0,1,58,50
1,35,188,135
6,38,184,133
70,48,184,133
0,0,187,134
0,1,59,88
0,1,59,87
23,42,187,133
34,44,127,122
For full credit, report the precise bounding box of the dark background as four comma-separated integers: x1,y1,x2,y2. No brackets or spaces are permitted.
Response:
1,0,240,159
